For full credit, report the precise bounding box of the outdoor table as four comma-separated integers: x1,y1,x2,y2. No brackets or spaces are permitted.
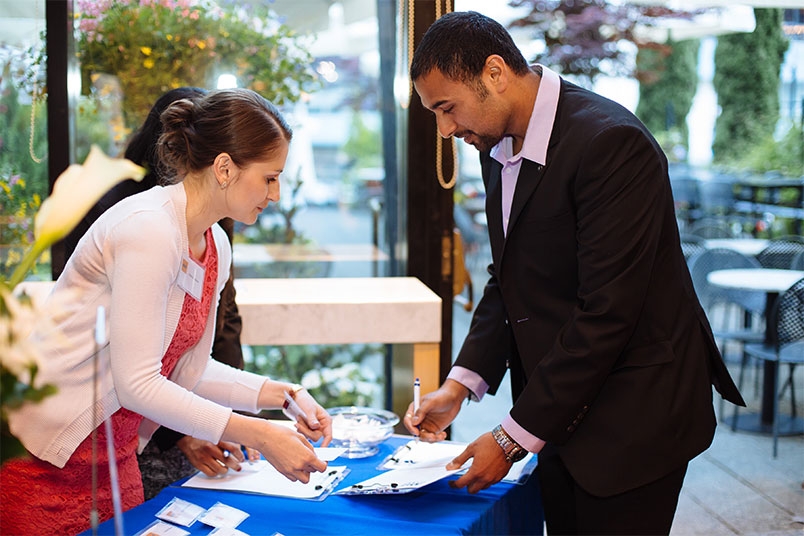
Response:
707,268,804,435
703,238,769,257
82,435,544,535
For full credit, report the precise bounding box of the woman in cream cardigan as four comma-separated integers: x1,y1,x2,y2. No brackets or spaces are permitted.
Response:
2,88,332,535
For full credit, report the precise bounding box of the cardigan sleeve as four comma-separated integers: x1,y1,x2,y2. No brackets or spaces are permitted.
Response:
105,210,232,444
192,360,267,413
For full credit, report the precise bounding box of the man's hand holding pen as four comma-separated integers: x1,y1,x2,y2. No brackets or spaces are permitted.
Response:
402,379,468,442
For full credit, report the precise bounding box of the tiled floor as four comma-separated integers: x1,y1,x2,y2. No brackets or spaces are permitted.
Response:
450,348,804,535
671,359,804,536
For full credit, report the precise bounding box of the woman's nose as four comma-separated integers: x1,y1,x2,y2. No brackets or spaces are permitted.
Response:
267,182,280,203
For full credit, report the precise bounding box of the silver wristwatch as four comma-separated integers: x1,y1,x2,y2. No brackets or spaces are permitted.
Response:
492,424,527,463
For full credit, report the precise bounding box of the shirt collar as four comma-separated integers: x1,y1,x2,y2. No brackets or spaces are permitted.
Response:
491,64,561,167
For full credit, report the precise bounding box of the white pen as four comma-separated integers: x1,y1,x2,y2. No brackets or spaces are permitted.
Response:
413,377,420,441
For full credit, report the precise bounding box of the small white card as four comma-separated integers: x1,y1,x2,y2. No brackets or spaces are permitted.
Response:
210,528,250,536
198,502,249,528
134,519,191,536
154,497,205,527
177,254,205,301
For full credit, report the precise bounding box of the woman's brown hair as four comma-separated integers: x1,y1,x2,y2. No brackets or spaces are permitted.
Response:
157,88,292,183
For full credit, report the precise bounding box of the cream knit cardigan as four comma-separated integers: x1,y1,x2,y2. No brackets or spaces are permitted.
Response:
9,183,267,468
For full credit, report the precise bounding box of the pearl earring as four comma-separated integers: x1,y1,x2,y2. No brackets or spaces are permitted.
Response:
220,180,228,189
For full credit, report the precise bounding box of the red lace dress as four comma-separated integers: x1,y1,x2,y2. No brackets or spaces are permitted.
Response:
1,229,218,536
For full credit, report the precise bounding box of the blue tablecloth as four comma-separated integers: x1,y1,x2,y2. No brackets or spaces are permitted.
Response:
85,436,543,535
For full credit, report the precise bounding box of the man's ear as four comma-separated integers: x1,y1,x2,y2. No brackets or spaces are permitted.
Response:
484,55,509,93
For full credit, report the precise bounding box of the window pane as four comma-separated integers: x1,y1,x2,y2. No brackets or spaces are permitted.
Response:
0,0,48,280
72,1,394,410
233,1,390,283
235,1,391,410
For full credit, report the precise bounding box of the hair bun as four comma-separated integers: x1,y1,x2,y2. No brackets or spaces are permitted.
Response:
160,98,197,130
157,99,199,181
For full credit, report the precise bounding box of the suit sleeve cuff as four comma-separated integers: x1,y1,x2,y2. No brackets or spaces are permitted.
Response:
446,366,489,402
502,414,546,453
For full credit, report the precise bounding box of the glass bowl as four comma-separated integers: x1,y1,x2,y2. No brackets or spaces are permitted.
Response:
327,406,399,458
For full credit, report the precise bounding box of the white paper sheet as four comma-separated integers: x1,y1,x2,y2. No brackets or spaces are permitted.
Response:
379,439,536,484
312,447,346,461
182,459,347,500
335,463,465,495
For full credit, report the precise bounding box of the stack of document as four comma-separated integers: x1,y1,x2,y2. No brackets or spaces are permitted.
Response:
337,439,537,495
181,447,347,501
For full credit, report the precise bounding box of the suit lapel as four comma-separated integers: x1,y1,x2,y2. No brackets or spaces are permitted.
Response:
508,160,547,232
499,159,547,264
482,156,505,270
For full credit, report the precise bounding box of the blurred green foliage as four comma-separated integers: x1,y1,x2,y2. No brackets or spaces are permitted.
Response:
246,344,384,410
635,39,699,159
77,0,320,128
713,8,789,163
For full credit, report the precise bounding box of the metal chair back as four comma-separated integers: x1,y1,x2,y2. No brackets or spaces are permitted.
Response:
680,233,706,261
688,248,764,314
756,238,804,269
792,250,804,270
768,277,804,350
688,219,734,239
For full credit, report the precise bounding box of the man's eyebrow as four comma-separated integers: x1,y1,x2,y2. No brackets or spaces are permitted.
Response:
431,99,449,110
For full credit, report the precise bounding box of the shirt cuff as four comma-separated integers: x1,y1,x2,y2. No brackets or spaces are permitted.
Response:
502,414,546,453
446,366,489,402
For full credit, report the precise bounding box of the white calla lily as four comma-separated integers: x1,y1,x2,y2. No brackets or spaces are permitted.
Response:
34,145,145,245
7,145,145,288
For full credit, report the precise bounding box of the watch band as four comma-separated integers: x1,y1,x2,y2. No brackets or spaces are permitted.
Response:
492,424,527,463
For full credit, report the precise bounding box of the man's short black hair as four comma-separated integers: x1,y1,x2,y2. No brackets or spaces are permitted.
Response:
410,11,529,83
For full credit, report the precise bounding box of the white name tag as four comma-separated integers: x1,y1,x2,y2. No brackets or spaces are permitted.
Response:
177,253,205,302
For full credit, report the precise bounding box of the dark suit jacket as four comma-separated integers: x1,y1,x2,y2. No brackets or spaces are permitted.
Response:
454,79,744,497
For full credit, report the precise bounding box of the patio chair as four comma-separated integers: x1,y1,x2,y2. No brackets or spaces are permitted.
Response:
742,277,804,457
679,233,706,262
688,218,734,239
689,248,765,318
688,248,765,416
792,250,804,271
756,237,804,269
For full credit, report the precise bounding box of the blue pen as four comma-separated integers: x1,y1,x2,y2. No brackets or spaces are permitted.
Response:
241,445,251,464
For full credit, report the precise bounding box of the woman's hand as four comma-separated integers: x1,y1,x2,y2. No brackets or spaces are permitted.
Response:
222,414,327,483
292,389,333,447
253,420,328,483
176,437,246,476
242,445,260,462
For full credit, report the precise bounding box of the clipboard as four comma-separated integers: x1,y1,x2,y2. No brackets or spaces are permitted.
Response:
378,438,538,485
181,461,349,501
334,464,465,495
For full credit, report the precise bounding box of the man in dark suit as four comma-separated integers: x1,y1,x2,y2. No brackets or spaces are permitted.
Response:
402,11,745,535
